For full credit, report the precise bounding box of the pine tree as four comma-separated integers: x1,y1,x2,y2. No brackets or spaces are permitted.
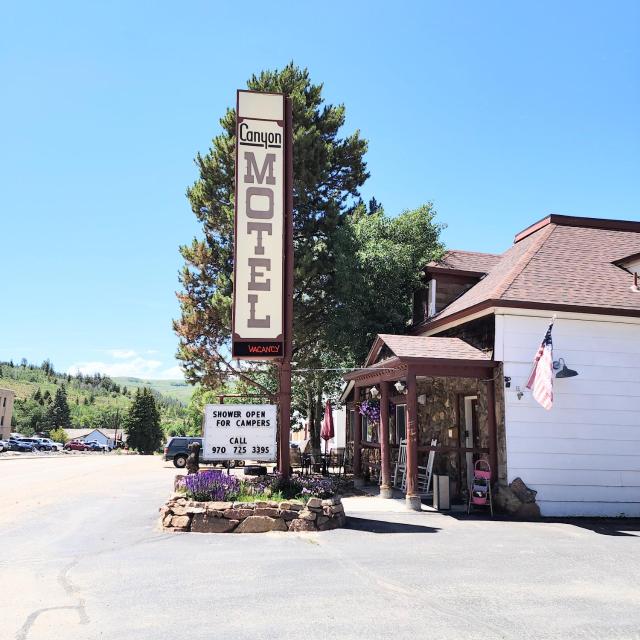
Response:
124,388,163,454
48,385,71,431
174,63,369,390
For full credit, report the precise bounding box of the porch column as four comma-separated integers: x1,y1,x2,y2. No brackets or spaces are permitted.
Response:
486,377,498,484
379,381,392,498
353,385,363,487
405,369,421,511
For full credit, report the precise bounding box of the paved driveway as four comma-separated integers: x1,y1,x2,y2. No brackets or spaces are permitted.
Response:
1,456,638,640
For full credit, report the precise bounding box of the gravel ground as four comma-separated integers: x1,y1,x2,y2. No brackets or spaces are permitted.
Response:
1,456,639,640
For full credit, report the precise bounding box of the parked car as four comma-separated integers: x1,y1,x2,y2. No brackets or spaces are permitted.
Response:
9,439,37,452
34,437,62,451
0,439,8,452
64,440,90,451
85,440,111,452
163,436,245,469
33,436,62,451
18,437,48,451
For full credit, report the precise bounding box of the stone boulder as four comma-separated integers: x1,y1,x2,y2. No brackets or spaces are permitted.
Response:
235,516,288,533
515,502,541,519
510,478,537,504
223,508,253,520
191,513,239,533
170,515,191,530
288,518,316,532
494,484,522,515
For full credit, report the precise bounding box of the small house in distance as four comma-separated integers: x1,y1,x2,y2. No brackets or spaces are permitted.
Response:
342,214,640,517
63,428,125,448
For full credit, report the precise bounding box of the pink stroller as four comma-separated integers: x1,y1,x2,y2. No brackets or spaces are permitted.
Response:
467,459,493,516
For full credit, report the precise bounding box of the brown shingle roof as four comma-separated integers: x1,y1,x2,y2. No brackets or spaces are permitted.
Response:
427,249,502,273
374,334,490,363
420,215,640,328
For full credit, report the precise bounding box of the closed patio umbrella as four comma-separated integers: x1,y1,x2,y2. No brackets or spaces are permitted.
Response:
320,400,334,456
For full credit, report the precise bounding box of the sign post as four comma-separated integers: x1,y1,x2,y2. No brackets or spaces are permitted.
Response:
231,90,293,476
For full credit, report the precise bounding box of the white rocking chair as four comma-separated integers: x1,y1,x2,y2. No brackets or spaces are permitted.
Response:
394,438,437,496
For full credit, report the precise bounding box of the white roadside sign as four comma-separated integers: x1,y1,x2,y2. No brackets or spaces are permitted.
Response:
203,404,277,462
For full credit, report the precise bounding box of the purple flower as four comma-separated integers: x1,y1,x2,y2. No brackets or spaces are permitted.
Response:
180,470,240,502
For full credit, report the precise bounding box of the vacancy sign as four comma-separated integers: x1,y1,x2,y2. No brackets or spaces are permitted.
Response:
203,404,277,462
232,90,285,359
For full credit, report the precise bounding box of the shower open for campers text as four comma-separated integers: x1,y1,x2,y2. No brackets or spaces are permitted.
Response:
203,404,277,462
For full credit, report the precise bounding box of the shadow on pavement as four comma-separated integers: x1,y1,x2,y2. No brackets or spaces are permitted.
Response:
345,517,440,534
443,512,640,537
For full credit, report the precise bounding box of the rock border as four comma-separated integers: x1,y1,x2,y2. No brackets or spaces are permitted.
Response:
159,495,346,533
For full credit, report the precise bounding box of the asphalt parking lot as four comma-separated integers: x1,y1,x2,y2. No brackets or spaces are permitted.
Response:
1,455,639,640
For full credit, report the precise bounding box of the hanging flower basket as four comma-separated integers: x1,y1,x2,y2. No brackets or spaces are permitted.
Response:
359,399,381,423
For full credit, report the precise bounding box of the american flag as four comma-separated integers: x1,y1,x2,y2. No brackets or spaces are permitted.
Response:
526,323,554,410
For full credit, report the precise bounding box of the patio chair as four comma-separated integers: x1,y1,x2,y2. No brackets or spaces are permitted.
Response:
394,438,437,496
393,439,407,489
329,447,345,477
290,447,303,474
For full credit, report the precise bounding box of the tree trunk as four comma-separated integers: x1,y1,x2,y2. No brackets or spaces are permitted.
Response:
305,386,315,451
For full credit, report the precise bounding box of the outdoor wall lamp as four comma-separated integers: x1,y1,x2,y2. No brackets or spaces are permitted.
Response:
417,394,427,405
369,386,380,398
394,381,407,394
554,358,578,378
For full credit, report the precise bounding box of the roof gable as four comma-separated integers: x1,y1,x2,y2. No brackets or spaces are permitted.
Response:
417,215,640,330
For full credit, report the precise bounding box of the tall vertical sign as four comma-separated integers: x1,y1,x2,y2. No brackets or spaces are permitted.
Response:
232,91,285,358
232,89,293,476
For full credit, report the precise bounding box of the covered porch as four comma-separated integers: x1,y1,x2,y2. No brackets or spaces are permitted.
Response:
342,334,505,511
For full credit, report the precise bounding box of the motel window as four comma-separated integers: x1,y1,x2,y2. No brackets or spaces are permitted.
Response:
395,404,406,443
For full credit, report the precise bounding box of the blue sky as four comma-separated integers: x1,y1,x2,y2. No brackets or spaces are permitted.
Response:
1,1,638,380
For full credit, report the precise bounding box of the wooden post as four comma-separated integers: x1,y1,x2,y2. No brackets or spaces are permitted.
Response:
486,377,498,484
405,369,421,510
353,386,363,485
379,382,392,498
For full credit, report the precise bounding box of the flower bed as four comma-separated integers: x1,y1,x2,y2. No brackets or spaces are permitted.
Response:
159,494,345,533
160,471,347,533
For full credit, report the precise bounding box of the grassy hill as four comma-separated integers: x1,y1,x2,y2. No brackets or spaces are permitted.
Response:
112,377,195,404
0,361,191,436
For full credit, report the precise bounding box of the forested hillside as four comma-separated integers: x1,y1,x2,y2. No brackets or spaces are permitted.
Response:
0,359,191,437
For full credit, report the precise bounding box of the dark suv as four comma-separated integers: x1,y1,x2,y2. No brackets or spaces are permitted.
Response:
163,436,245,469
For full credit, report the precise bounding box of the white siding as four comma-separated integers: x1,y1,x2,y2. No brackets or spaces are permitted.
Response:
499,313,640,517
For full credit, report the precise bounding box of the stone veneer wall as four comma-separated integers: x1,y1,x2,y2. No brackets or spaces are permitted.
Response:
160,494,346,533
416,368,506,496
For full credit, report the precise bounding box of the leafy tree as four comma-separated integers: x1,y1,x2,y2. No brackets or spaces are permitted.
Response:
330,203,444,365
174,63,368,393
50,427,69,444
48,385,71,431
125,388,163,454
13,399,49,435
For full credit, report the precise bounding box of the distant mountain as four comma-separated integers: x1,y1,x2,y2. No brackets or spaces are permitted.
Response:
111,377,195,403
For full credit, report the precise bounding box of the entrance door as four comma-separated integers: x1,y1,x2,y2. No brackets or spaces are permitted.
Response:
463,396,478,489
